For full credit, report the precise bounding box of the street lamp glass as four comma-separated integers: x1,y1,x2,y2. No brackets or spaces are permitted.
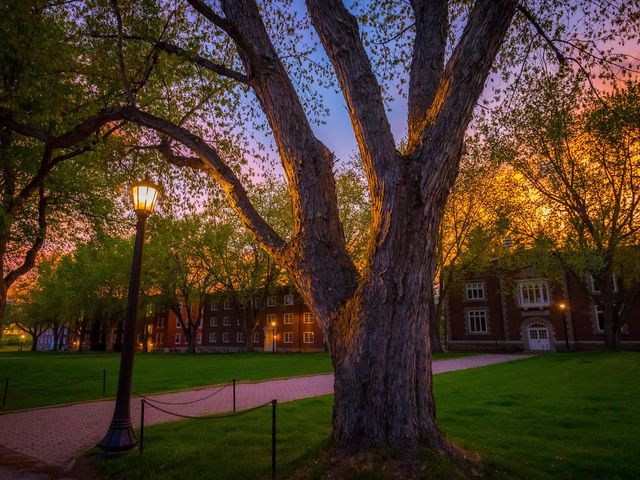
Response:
131,180,159,216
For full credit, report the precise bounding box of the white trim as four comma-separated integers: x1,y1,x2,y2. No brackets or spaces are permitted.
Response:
283,332,293,343
465,281,486,300
303,331,314,343
517,279,550,308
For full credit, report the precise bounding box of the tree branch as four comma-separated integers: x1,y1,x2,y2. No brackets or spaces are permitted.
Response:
516,3,566,64
5,184,48,288
110,0,136,105
306,0,398,204
408,0,448,147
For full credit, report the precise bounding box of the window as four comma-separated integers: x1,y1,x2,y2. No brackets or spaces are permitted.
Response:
303,312,313,324
283,332,293,343
157,318,165,328
236,318,241,327
222,332,230,343
267,314,276,324
254,297,261,308
593,304,605,332
283,313,294,325
267,296,276,307
284,294,294,305
209,332,217,343
210,317,217,327
517,280,550,307
175,333,181,344
197,333,202,344
176,318,181,328
253,331,260,343
467,309,488,334
159,304,167,313
465,282,486,300
223,299,232,310
210,303,218,311
589,273,618,294
237,332,245,343
303,332,314,343
223,316,231,326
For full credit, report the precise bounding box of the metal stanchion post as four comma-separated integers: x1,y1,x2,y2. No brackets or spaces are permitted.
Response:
272,399,277,479
139,400,145,454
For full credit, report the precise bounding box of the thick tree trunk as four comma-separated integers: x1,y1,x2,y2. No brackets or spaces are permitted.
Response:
429,295,443,353
30,335,38,351
105,326,115,352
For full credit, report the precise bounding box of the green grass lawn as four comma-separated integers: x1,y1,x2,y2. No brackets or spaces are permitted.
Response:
0,351,469,411
93,352,640,480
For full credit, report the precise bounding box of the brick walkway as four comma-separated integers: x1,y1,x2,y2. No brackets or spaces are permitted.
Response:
0,353,530,471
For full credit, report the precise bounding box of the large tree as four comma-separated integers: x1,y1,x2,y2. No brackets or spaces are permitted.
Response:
3,0,638,458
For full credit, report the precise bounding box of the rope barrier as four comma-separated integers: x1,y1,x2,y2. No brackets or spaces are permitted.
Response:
133,382,230,406
142,398,272,420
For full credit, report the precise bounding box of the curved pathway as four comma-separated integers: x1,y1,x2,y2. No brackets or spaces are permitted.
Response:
0,353,530,470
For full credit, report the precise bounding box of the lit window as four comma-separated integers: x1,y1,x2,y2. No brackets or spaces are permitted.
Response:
284,294,294,306
283,313,294,324
224,299,232,310
303,312,313,324
175,333,181,344
209,333,217,343
465,282,486,300
210,317,217,327
284,332,293,343
303,332,314,343
517,280,550,307
237,332,245,343
222,332,230,343
223,316,231,327
253,331,260,343
267,296,276,307
467,309,488,334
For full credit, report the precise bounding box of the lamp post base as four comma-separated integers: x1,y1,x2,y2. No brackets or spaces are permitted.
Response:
99,419,137,455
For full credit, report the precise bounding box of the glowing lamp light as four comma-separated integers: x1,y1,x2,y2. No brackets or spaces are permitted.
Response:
271,321,276,327
131,180,159,217
559,303,566,310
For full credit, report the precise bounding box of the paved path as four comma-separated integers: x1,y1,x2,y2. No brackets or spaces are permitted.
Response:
0,353,530,470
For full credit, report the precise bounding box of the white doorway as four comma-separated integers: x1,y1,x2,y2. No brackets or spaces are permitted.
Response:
263,326,277,352
527,323,551,351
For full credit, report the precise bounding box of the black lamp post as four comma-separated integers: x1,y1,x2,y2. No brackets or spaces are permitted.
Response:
271,321,277,353
100,180,159,454
559,302,570,352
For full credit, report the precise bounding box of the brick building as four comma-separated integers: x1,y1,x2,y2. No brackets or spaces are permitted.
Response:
148,288,325,353
445,268,640,351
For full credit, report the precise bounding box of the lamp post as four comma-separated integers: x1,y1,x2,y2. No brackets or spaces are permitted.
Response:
100,180,159,454
559,302,570,352
271,321,277,353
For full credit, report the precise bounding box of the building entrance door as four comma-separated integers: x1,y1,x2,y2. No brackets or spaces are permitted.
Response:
528,323,550,351
263,326,277,352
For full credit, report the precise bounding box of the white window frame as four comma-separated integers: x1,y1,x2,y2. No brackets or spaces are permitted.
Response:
223,316,231,327
303,332,314,344
267,296,276,307
283,332,293,343
283,313,294,325
253,331,260,344
209,332,217,343
284,294,294,306
222,332,230,343
223,299,232,310
303,312,313,324
266,313,276,324
236,318,241,327
467,309,488,334
175,333,181,344
465,282,486,300
210,317,217,327
517,280,550,308
210,303,218,311
593,304,605,332
236,332,245,343
254,297,261,308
